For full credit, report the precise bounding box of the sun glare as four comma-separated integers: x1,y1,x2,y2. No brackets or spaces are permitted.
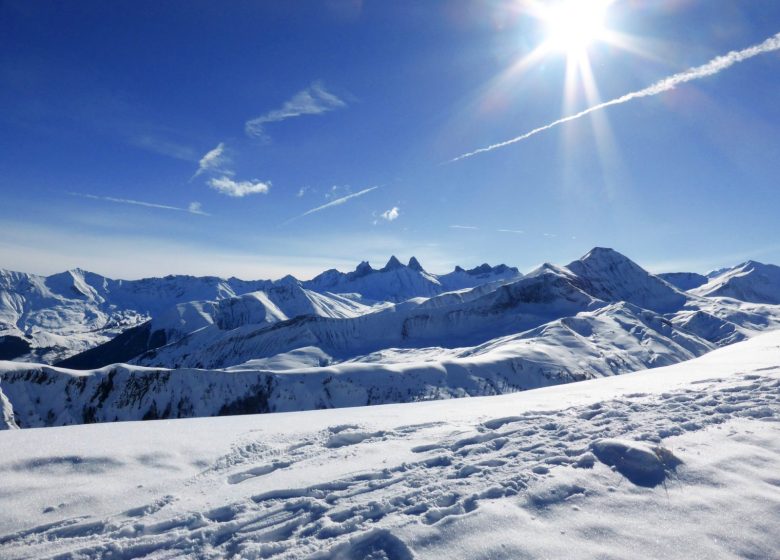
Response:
542,1,609,56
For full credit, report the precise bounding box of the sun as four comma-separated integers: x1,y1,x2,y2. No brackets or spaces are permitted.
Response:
541,0,609,56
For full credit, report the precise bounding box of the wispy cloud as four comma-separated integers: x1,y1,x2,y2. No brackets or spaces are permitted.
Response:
498,229,524,234
208,176,271,197
130,134,198,162
296,186,311,198
380,206,400,221
450,31,780,162
69,192,208,215
287,186,379,222
188,202,206,215
192,142,230,179
450,225,479,230
245,82,347,139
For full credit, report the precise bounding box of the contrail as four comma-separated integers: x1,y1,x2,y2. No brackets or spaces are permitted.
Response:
451,32,780,162
68,192,209,215
284,186,379,224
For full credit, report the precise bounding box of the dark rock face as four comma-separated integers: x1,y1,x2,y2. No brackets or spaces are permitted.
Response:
0,336,31,360
56,322,166,370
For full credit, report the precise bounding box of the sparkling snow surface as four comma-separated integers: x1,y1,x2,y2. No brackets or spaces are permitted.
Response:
1,330,779,558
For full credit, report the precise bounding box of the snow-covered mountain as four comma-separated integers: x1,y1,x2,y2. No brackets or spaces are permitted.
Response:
0,301,716,428
691,260,780,304
304,256,521,301
0,257,518,364
2,247,780,430
0,268,267,363
564,247,687,312
120,248,736,372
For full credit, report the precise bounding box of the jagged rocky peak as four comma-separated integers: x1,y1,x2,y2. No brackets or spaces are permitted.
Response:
382,255,404,271
352,261,374,278
449,263,517,276
468,263,493,275
408,257,424,272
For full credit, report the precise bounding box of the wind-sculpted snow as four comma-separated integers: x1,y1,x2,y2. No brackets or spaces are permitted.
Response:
1,333,779,559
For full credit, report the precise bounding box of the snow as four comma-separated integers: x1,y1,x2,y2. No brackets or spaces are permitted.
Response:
0,257,517,364
0,301,731,428
658,271,708,291
692,260,780,304
1,330,779,558
3,247,780,429
565,247,687,312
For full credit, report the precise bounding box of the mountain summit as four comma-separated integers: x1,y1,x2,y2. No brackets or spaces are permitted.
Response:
565,248,687,313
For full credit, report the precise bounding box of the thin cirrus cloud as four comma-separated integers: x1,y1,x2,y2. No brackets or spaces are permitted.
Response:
450,31,780,162
192,142,231,179
498,229,524,234
68,192,208,215
245,81,347,139
286,186,379,223
208,176,271,198
130,134,198,162
449,225,479,230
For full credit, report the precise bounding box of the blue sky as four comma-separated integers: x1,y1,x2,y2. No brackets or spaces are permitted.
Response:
1,0,779,279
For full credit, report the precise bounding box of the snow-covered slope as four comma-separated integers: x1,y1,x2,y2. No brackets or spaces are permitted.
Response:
1,331,779,559
0,300,719,428
130,270,603,370
692,260,780,304
564,247,687,312
657,271,708,291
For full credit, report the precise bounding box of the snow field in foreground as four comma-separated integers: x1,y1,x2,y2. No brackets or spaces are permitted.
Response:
0,330,779,558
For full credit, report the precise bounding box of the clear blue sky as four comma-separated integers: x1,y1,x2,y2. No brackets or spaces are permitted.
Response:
1,1,779,279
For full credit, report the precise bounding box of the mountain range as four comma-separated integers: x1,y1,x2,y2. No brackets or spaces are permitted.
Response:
1,248,779,429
